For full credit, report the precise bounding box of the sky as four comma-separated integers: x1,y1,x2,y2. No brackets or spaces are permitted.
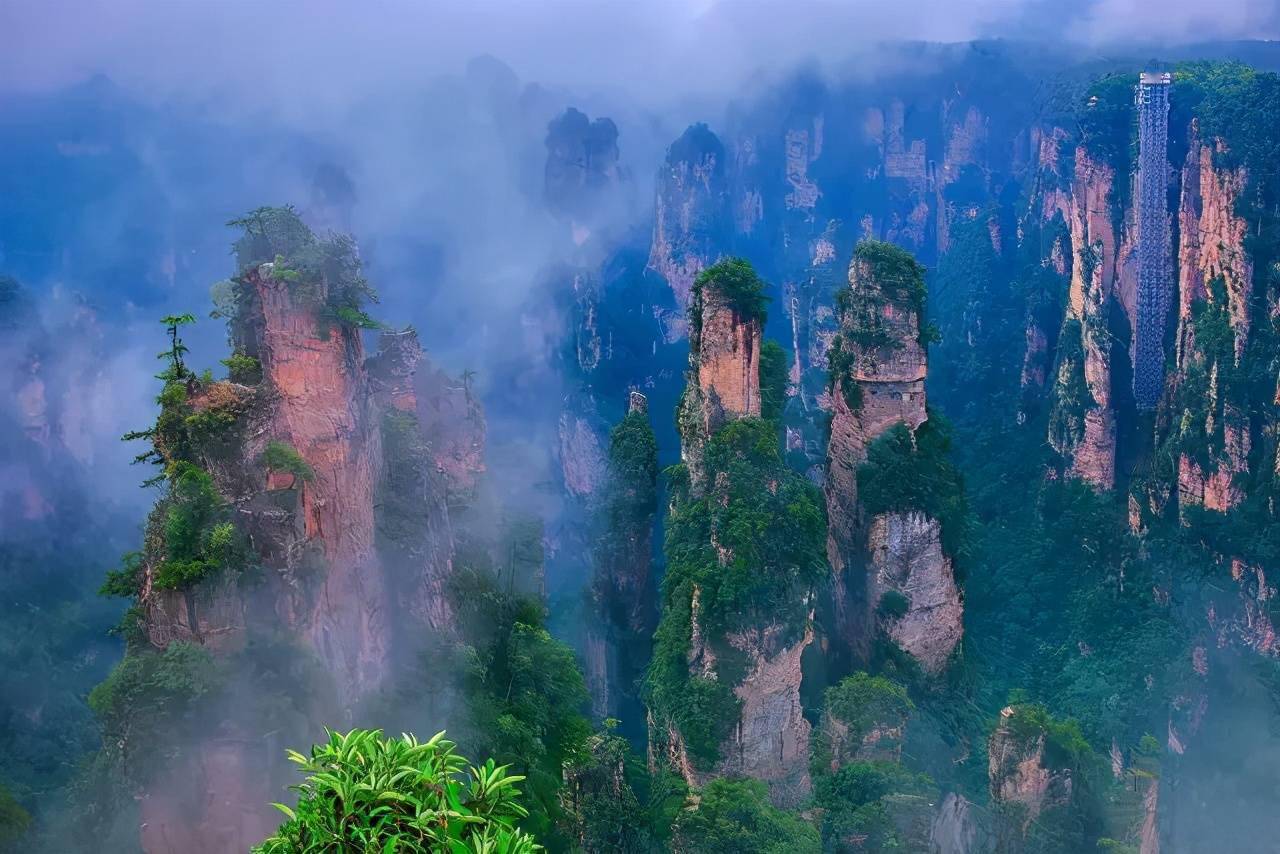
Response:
2,0,1278,114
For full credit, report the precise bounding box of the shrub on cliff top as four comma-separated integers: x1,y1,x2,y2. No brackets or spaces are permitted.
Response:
227,206,379,333
824,672,914,745
254,728,538,854
848,240,927,320
692,257,769,331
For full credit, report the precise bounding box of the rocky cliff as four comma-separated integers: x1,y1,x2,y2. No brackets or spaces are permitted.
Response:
648,258,821,807
586,391,658,722
647,124,730,339
1043,147,1127,490
545,107,623,232
988,706,1074,835
677,261,762,492
1171,121,1255,512
824,242,962,672
121,209,470,854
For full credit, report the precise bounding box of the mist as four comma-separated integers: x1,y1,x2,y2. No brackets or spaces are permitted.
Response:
3,1,1280,852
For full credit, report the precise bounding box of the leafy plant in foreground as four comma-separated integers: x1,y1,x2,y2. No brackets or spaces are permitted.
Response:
254,728,539,853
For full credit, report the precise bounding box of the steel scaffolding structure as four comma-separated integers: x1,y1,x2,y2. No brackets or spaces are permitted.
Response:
1133,72,1173,410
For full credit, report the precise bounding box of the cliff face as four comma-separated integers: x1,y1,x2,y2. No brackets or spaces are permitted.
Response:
367,328,457,635
824,246,962,671
131,215,470,854
677,277,762,492
545,107,622,231
1172,123,1254,512
1045,148,1123,490
988,707,1073,830
647,124,730,338
867,513,964,671
586,392,658,722
715,622,814,804
252,263,391,698
412,360,486,506
651,260,817,806
137,738,277,854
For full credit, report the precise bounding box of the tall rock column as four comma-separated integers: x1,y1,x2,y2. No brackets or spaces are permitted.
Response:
248,261,390,700
647,123,731,340
824,241,962,672
367,328,457,636
1170,121,1254,512
120,209,466,854
586,391,658,723
677,259,762,492
647,259,825,807
1045,147,1127,490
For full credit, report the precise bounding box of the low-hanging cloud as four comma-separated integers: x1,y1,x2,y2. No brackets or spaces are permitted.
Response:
2,0,1277,114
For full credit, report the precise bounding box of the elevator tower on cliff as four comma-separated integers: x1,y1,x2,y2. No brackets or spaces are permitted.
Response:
1133,71,1173,410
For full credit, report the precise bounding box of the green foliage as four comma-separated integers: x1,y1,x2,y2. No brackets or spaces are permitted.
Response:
601,411,659,535
812,761,935,850
558,725,680,854
157,313,197,379
646,415,826,768
1003,703,1096,772
876,590,910,621
152,462,244,590
392,561,593,846
327,305,382,330
375,410,435,568
834,241,932,361
1176,62,1280,193
691,258,769,345
814,676,916,788
182,397,245,447
758,339,788,426
1077,73,1137,221
221,352,262,384
591,408,659,720
262,440,315,484
850,240,928,322
825,334,863,412
253,728,538,853
99,551,143,599
227,206,379,332
825,673,914,745
1046,318,1095,453
856,415,968,557
672,778,819,854
228,206,316,270
0,783,31,851
87,642,221,784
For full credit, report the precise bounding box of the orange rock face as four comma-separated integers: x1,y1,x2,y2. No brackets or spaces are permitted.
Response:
1042,146,1122,490
989,706,1074,834
253,266,390,701
678,282,763,492
1177,126,1253,365
1173,126,1254,512
696,288,762,427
